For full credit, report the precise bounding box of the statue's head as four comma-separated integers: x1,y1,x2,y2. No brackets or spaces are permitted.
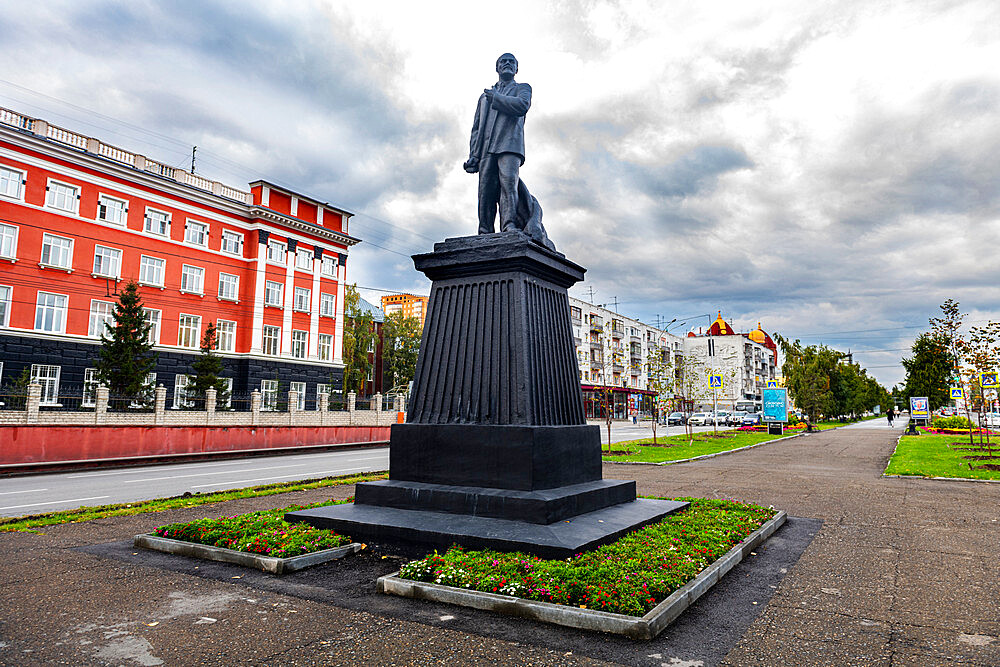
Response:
496,53,518,79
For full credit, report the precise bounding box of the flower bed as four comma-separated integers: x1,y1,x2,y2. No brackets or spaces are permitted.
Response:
153,505,351,558
397,497,776,617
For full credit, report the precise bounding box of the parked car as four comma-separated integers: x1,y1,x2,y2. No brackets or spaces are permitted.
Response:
984,412,1000,428
729,411,747,426
688,412,712,426
742,412,762,426
666,412,687,426
714,411,730,425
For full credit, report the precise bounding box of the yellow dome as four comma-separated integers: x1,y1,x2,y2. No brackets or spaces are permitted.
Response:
749,322,766,344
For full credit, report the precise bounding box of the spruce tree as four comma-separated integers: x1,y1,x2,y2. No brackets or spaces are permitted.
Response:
189,322,230,407
94,281,158,398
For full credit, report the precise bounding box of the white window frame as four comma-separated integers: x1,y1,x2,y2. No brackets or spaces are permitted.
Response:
173,374,192,409
34,292,68,333
143,308,161,345
317,333,333,361
30,364,61,405
40,233,73,270
261,379,279,411
139,255,165,287
291,330,307,358
264,280,283,308
0,165,25,201
0,285,10,327
92,245,122,279
220,229,243,255
267,240,287,265
96,194,128,226
184,219,209,247
216,319,236,352
180,265,205,295
218,377,233,409
144,207,170,236
0,223,16,260
262,325,280,355
321,255,338,277
45,179,80,214
295,249,313,271
316,383,330,410
293,287,311,313
82,368,100,407
218,273,239,301
320,292,336,318
177,314,201,348
88,300,115,338
289,381,306,411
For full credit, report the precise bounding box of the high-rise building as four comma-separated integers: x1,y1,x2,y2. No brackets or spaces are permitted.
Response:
380,292,428,328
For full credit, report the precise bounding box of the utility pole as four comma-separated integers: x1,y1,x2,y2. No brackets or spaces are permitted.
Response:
584,286,595,304
190,146,197,173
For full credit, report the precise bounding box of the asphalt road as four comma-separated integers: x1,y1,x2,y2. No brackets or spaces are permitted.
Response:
0,446,389,518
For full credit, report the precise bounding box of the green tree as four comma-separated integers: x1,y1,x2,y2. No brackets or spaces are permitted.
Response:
1,367,31,410
777,338,839,422
189,322,230,408
343,284,376,396
902,333,955,411
381,311,422,391
94,281,158,399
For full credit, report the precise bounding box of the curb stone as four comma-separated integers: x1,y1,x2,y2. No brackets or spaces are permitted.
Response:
377,510,787,640
134,534,364,573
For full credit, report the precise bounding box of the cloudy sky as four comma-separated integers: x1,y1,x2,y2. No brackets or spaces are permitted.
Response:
2,0,998,387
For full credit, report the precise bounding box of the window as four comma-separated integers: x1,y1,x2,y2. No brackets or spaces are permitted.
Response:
144,208,170,236
139,256,165,287
261,379,279,411
97,196,127,225
143,308,161,345
289,381,306,411
30,364,60,405
184,220,208,246
321,255,338,277
291,330,307,358
40,233,73,269
570,305,582,320
180,265,204,294
173,374,192,408
0,166,24,199
0,223,16,259
82,368,99,407
264,280,283,307
293,287,311,312
295,249,313,270
218,377,233,409
88,300,114,337
92,245,121,278
220,230,243,255
317,383,330,410
320,292,336,318
267,240,286,264
216,319,236,352
129,372,157,409
317,333,333,361
45,180,79,213
178,314,201,348
0,285,10,326
34,292,67,333
262,325,280,355
218,273,239,301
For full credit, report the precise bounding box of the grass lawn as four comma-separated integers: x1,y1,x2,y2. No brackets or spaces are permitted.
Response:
885,434,1000,481
398,497,777,616
601,429,798,464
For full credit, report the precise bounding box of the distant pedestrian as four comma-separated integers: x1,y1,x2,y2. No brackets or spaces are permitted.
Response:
631,410,638,425
886,408,895,427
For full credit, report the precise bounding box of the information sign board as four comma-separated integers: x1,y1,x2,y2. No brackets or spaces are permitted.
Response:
910,396,930,419
762,388,788,423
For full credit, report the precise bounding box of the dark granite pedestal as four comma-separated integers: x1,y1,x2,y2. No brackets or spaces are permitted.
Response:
286,233,687,557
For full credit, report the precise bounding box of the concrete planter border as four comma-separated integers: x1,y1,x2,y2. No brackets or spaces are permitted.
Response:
134,534,364,574
377,509,787,639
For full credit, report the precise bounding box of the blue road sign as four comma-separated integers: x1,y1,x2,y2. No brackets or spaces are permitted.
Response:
709,374,723,388
950,387,964,399
766,380,778,388
981,372,999,389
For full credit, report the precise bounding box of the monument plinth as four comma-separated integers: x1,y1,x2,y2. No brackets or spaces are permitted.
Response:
286,232,686,558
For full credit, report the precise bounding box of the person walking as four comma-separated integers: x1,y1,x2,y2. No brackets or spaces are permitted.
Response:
886,407,895,427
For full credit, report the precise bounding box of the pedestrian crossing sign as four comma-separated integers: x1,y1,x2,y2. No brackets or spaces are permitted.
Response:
981,372,999,389
709,374,723,388
950,387,964,399
766,380,778,388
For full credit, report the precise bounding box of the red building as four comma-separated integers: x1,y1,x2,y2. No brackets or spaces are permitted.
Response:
0,106,360,408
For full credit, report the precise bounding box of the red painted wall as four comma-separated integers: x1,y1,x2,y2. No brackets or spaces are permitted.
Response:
0,425,390,466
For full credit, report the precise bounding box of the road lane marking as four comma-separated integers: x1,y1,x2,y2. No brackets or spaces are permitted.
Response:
0,496,111,511
0,488,48,495
191,467,381,489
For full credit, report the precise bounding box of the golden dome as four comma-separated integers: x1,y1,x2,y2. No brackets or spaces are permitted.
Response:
749,322,766,344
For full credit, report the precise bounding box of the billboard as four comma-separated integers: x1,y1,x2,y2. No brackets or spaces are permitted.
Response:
762,388,788,423
910,396,929,419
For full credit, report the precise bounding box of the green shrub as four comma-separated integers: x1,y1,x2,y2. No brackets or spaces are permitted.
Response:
931,415,974,429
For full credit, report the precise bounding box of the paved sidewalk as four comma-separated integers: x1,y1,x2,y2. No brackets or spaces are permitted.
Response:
0,426,997,665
